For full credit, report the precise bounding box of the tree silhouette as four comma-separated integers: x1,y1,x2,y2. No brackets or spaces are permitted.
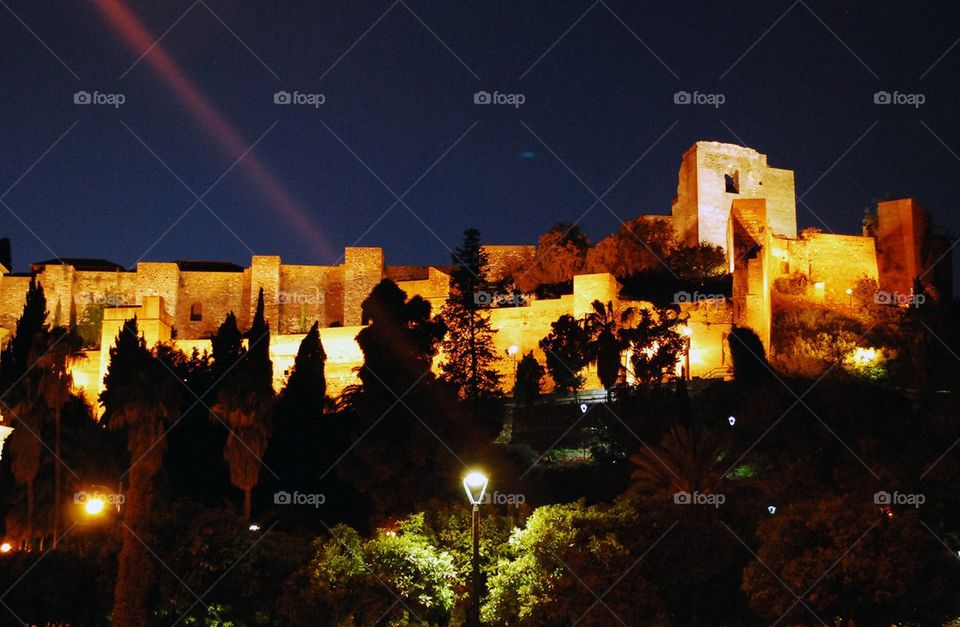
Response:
36,326,83,548
539,314,589,393
342,280,463,518
629,426,725,497
1,276,47,384
282,320,327,411
512,352,545,405
212,291,274,521
440,228,501,400
583,300,635,395
100,317,179,625
622,306,685,388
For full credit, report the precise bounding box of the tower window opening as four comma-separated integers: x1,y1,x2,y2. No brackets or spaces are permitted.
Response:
725,171,740,194
190,303,203,322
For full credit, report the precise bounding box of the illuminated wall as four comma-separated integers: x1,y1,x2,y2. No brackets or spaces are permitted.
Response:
672,141,797,251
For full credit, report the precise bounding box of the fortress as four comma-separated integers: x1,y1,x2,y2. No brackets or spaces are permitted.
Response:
0,141,951,409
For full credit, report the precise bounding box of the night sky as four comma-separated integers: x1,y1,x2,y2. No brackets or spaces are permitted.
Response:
2,1,960,278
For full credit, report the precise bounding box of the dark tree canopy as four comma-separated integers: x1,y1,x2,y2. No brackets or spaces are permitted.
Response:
539,314,590,393
440,228,501,400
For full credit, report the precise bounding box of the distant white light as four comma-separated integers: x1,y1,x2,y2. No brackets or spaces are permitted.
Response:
248,524,261,532
728,416,736,426
507,345,519,356
767,505,776,515
580,403,588,414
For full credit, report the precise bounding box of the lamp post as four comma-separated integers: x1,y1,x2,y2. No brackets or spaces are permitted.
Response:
506,345,519,381
681,326,692,381
463,471,488,626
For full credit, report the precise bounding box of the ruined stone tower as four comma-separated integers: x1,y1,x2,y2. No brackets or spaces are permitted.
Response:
672,141,797,256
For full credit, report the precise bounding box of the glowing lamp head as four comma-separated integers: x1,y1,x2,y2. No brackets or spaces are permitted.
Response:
846,288,853,295
681,326,693,337
0,543,11,554
507,345,519,356
84,496,106,516
814,282,825,290
463,471,489,505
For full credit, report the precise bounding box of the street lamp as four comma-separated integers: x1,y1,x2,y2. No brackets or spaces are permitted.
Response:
506,345,519,381
463,471,488,626
681,326,692,380
83,496,106,516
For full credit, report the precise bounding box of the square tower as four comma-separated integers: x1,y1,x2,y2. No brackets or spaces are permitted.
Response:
672,142,797,255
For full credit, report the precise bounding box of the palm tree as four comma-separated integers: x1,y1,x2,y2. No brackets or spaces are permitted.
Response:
5,395,44,549
583,300,635,397
629,426,725,496
36,327,83,549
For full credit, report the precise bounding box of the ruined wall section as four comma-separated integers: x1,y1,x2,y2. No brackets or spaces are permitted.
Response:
0,275,30,331
396,267,450,312
672,147,700,246
343,247,383,326
787,233,878,304
673,142,797,253
875,198,926,297
135,262,179,317
250,256,281,332
176,270,246,339
278,265,339,333
729,199,771,348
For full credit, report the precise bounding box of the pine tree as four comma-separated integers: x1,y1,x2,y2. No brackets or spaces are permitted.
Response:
2,276,48,383
512,351,545,405
282,321,327,411
439,228,502,400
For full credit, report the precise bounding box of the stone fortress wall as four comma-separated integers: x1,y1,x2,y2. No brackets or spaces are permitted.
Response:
0,141,950,410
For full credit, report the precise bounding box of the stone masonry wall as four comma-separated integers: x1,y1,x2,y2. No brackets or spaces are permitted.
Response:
343,247,384,326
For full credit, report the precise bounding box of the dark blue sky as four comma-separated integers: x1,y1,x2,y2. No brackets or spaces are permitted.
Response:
2,1,959,275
